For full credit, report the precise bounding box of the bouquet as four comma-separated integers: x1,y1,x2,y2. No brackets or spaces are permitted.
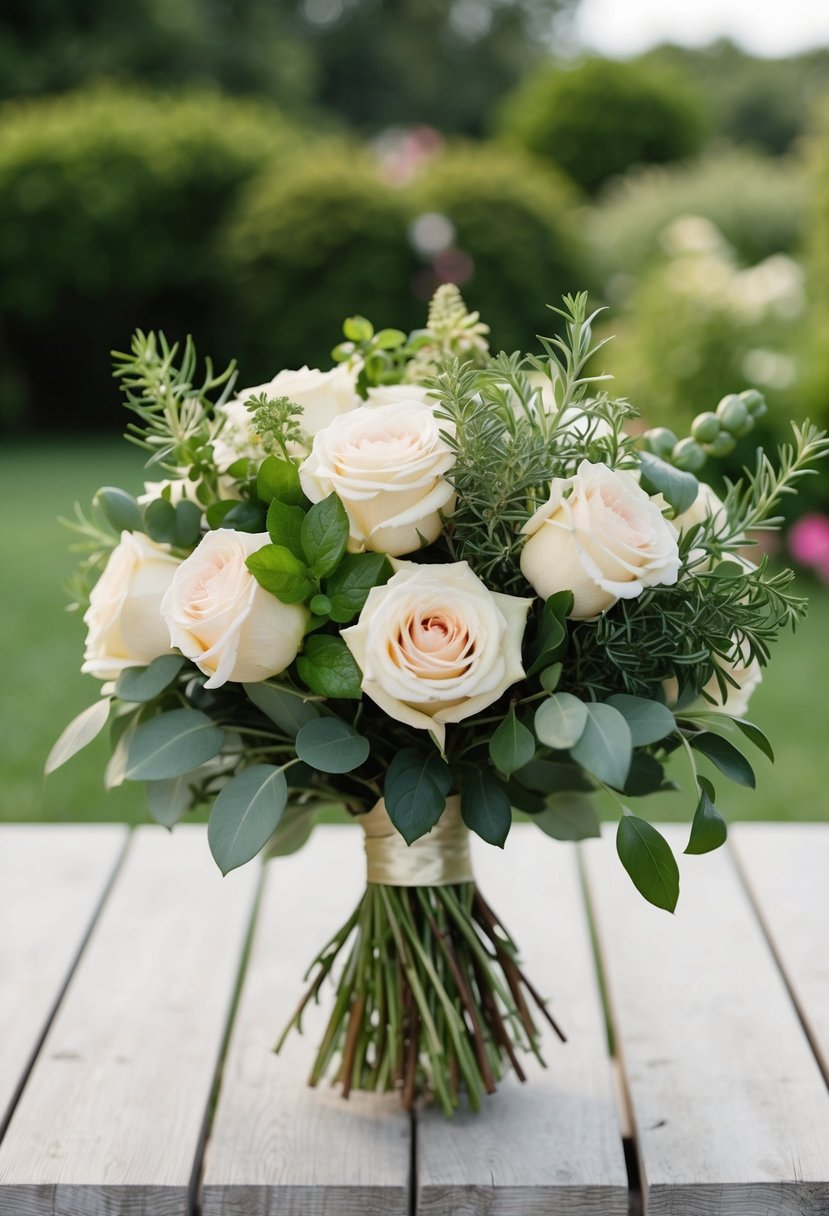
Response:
50,288,827,1115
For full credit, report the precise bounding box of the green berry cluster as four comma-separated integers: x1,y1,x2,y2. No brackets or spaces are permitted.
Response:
642,389,768,472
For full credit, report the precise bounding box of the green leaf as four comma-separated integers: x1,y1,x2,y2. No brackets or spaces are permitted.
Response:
384,748,451,844
606,694,675,746
534,692,588,750
145,772,198,829
539,663,562,692
301,493,350,577
257,456,304,506
326,553,393,624
206,499,239,529
730,718,774,763
246,544,314,604
124,708,225,780
296,635,363,699
623,752,672,797
505,780,547,814
374,328,407,349
685,777,728,855
216,500,266,533
343,314,374,342
461,769,512,847
295,717,370,773
617,816,680,912
513,758,594,794
711,560,745,580
690,731,756,788
45,697,111,774
571,703,632,789
527,591,572,676
244,682,319,736
144,497,176,544
208,764,288,875
489,707,535,776
115,655,184,703
638,451,698,515
173,499,202,548
534,794,601,841
96,486,143,533
263,805,318,858
266,499,306,560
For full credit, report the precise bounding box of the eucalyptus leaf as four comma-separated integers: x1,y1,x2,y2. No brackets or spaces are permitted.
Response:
489,707,535,776
571,703,632,789
384,748,451,844
144,497,176,544
124,708,225,780
534,794,601,841
461,769,512,847
690,731,756,788
45,697,111,774
296,635,363,699
244,682,319,736
295,717,370,773
685,777,728,855
146,772,199,829
173,499,202,548
623,752,673,797
115,655,184,703
513,758,594,794
534,693,588,750
639,451,698,515
617,815,680,912
208,764,288,875
263,804,318,858
539,663,562,692
96,486,143,533
606,694,675,746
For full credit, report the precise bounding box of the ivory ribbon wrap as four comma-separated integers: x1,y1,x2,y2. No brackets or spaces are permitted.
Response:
362,795,473,887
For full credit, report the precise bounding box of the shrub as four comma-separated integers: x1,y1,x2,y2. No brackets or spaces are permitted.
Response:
0,85,302,430
223,146,419,376
802,99,829,427
494,57,707,194
590,148,808,289
409,143,588,353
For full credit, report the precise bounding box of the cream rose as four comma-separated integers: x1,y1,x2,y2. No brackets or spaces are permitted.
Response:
665,639,762,719
521,460,680,618
366,384,437,410
341,561,531,749
673,482,727,535
161,530,308,688
212,364,360,469
299,401,456,557
82,532,180,681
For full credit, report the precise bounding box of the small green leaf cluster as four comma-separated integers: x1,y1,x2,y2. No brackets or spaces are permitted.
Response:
331,313,425,394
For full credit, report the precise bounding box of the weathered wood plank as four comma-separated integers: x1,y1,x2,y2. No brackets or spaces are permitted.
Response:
0,824,128,1138
416,829,629,1216
0,825,257,1216
731,823,829,1083
582,825,829,1216
201,826,411,1216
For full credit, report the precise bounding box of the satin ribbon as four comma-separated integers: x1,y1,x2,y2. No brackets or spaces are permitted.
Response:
361,795,473,887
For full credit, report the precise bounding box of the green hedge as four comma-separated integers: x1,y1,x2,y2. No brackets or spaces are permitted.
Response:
803,100,829,425
0,85,301,429
409,144,589,352
495,57,707,195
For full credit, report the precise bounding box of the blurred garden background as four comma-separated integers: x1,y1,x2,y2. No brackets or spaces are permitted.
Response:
2,0,829,826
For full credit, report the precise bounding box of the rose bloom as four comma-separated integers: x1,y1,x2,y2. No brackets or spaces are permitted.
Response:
665,639,762,719
673,482,727,536
161,530,307,688
342,561,531,749
521,460,680,618
366,384,437,410
82,531,180,681
212,364,360,469
299,401,456,557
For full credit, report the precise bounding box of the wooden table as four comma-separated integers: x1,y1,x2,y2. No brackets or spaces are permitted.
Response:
0,822,828,1216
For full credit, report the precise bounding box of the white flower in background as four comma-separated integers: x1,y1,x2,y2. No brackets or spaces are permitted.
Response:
673,482,727,536
342,561,531,749
212,364,361,469
299,401,456,557
521,460,680,618
82,532,180,681
518,373,613,440
161,530,307,689
366,384,437,410
137,476,202,508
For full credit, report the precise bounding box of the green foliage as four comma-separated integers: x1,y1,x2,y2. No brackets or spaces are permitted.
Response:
225,146,419,375
461,770,512,847
0,85,302,430
45,697,111,775
533,794,600,841
684,777,727,855
495,57,706,194
489,708,535,777
115,656,184,704
411,144,588,354
294,718,370,774
243,683,319,737
208,764,288,876
123,708,225,781
384,749,451,844
296,635,363,700
616,815,680,913
569,703,632,790
591,147,808,284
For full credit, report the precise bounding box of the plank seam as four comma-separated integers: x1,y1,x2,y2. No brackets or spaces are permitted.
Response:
409,1108,417,1215
189,861,267,1216
0,826,132,1149
728,833,829,1094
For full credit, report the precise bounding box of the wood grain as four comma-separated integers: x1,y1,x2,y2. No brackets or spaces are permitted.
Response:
200,826,411,1216
731,823,829,1083
0,824,128,1138
582,824,829,1216
416,829,629,1216
0,826,257,1216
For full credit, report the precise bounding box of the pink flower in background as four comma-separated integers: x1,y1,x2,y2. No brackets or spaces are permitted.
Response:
789,513,829,582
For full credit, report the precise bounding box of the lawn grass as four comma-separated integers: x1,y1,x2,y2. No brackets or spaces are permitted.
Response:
1,439,827,828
